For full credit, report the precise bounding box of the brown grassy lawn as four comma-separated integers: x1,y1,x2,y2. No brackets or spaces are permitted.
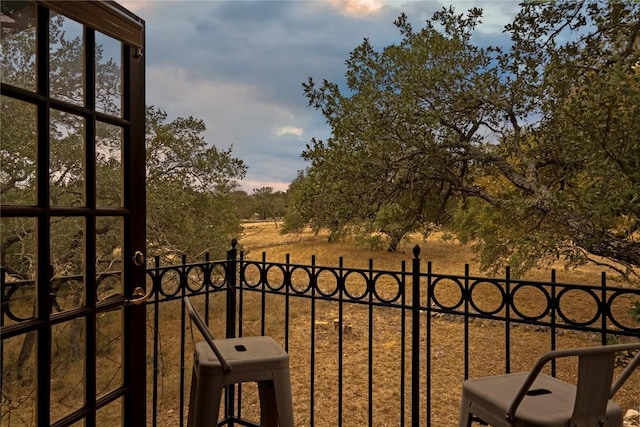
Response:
146,221,638,427
3,222,635,426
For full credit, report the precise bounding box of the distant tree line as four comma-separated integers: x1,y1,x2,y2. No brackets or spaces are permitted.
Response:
231,187,288,223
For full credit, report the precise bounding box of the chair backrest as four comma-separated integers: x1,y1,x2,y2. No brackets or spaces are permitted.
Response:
184,296,232,373
506,342,640,424
572,348,617,425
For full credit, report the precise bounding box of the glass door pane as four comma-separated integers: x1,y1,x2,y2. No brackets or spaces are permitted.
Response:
1,2,145,426
95,32,123,117
0,1,37,91
49,12,84,106
0,97,37,206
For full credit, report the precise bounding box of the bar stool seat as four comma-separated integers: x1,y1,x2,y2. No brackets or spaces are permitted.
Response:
185,297,294,427
459,372,623,427
458,342,640,427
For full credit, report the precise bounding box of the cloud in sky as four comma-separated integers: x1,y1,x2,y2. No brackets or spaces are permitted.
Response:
327,0,385,17
275,126,304,138
132,0,518,192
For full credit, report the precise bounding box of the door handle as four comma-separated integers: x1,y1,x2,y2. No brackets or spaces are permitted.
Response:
132,251,145,266
125,250,150,305
125,286,152,305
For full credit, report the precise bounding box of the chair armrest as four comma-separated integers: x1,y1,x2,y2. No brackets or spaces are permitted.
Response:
610,348,640,397
505,350,557,423
505,343,640,423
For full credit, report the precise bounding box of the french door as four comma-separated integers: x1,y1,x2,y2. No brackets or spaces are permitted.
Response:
1,2,147,425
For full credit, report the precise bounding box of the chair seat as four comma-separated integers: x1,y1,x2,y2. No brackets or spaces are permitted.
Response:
461,372,623,427
195,336,289,378
189,336,294,427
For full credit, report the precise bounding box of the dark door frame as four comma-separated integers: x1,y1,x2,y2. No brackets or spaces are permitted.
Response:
0,2,146,425
122,10,147,425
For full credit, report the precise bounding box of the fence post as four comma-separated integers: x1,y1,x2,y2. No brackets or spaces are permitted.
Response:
0,266,4,328
600,271,607,346
0,267,4,389
224,239,239,423
226,238,238,340
411,244,421,427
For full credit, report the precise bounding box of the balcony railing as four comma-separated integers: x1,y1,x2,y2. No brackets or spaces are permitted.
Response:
2,242,639,426
145,242,640,427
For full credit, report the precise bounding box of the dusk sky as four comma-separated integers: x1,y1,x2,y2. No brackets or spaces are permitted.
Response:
121,0,520,192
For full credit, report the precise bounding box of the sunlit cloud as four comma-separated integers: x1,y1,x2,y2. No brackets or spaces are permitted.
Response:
326,0,385,17
275,126,304,138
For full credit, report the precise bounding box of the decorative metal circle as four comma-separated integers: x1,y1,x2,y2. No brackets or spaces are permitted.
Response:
605,290,640,332
145,272,155,299
290,266,312,294
4,283,35,322
185,265,206,293
371,272,403,303
157,268,181,297
96,273,122,301
241,262,262,289
208,263,227,290
556,287,600,327
51,278,84,312
510,283,551,321
145,270,162,302
468,279,506,315
343,271,369,300
430,276,464,310
315,268,339,297
265,265,286,291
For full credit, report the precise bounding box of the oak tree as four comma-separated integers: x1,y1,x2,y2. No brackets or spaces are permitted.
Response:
292,1,640,278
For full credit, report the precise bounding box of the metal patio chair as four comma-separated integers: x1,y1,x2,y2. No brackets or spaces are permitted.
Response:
184,296,294,427
458,342,640,427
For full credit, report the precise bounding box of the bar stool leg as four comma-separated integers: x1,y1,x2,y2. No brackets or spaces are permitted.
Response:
457,392,473,427
258,380,279,427
192,373,224,427
272,369,295,427
187,366,198,427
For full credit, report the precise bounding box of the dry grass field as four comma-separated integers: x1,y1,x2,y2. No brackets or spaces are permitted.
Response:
2,222,637,426
230,222,640,426
140,221,639,426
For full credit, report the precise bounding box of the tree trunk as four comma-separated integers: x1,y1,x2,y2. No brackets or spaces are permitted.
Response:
16,331,35,381
387,236,401,253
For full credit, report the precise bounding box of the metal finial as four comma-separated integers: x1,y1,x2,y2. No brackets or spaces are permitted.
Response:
412,244,421,258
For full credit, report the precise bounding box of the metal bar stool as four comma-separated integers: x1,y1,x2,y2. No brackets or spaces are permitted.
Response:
458,342,640,427
184,296,295,427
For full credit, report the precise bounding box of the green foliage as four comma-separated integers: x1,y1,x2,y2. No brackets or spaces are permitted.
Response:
250,187,287,222
147,180,242,261
145,106,246,261
296,2,640,279
230,190,254,219
228,188,288,223
1,18,247,278
290,7,495,251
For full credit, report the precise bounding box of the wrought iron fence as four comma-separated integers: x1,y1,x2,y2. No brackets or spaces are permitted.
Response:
143,242,640,427
2,242,639,426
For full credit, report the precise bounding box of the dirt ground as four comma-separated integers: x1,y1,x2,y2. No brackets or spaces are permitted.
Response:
169,222,639,426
